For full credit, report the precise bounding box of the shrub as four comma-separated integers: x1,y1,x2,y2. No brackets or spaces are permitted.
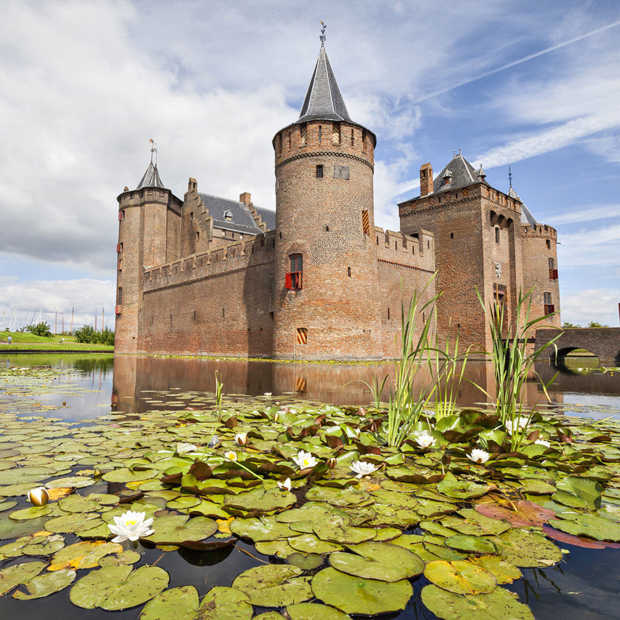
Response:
74,326,115,346
25,322,52,337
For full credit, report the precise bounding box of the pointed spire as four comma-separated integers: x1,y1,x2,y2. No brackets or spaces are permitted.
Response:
137,139,165,189
298,25,351,123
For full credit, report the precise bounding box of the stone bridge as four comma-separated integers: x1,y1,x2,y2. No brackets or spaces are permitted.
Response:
536,328,620,364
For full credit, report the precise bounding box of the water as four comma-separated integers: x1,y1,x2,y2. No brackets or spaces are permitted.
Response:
0,353,618,619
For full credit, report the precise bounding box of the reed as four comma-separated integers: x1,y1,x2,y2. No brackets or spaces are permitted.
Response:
215,371,224,417
360,375,389,409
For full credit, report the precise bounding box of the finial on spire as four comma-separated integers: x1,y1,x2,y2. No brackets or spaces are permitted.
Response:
508,165,513,189
320,21,327,47
149,138,158,165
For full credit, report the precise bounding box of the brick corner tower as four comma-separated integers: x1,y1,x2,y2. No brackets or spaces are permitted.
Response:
272,28,382,359
115,147,179,353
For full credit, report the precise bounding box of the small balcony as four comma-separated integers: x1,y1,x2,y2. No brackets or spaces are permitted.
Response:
285,272,303,290
549,269,558,280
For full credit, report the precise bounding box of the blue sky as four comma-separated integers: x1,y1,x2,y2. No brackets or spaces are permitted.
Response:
0,0,618,329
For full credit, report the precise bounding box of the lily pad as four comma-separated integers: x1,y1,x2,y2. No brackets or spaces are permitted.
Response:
50,541,123,570
287,602,351,619
330,541,424,582
102,468,158,483
313,515,376,544
224,486,296,514
311,567,412,615
140,586,200,620
194,586,253,619
9,505,53,521
496,528,563,567
553,476,602,509
548,514,620,542
143,515,217,545
289,534,343,554
256,539,298,558
231,516,296,542
22,534,66,556
475,499,555,528
468,555,522,584
305,486,371,507
421,584,534,619
233,564,312,606
13,568,76,599
438,473,490,499
424,560,496,594
45,512,102,533
0,560,47,595
70,565,169,610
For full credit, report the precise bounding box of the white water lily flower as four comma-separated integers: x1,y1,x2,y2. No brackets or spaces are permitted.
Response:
350,461,377,479
235,432,248,446
176,442,197,454
506,416,530,435
107,510,154,543
535,439,551,447
414,431,436,449
277,478,292,491
27,487,49,506
292,450,318,470
264,392,272,397
467,448,490,464
224,450,238,462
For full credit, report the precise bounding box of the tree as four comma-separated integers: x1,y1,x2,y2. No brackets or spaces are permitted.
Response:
562,321,579,328
25,322,52,337
587,321,609,328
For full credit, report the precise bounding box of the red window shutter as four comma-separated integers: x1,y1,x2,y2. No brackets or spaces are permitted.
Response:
285,273,293,289
115,305,122,315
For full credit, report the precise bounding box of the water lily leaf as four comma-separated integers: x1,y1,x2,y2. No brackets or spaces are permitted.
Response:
421,584,534,619
224,486,296,514
143,515,217,544
70,565,169,610
311,567,412,615
305,485,371,507
9,505,53,520
99,550,141,566
0,560,47,595
13,568,76,599
438,473,490,499
444,534,496,554
287,602,351,619
256,539,297,558
140,586,199,619
289,534,343,554
552,476,602,509
58,494,100,513
468,555,522,584
520,479,555,495
47,476,95,489
195,586,253,619
369,503,420,528
496,528,563,567
231,516,296,541
421,520,457,537
233,564,312,607
45,512,101,533
441,509,510,536
22,534,65,556
475,499,555,527
0,500,17,512
424,560,496,594
548,514,620,542
286,552,324,570
49,541,123,570
330,541,424,582
184,499,229,519
370,489,418,509
313,515,376,544
167,496,201,510
386,465,443,483
102,468,158,483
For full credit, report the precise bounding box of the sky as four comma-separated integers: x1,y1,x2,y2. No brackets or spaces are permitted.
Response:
0,0,619,330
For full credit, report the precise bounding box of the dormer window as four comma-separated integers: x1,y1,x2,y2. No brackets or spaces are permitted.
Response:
224,210,233,222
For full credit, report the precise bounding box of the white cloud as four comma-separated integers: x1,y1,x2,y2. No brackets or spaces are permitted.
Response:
561,287,620,326
0,276,115,332
548,204,620,225
558,224,620,267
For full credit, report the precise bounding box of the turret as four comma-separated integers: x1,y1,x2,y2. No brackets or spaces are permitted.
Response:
271,29,382,359
115,143,181,352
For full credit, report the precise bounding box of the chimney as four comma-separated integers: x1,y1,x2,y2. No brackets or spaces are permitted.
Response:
188,177,197,192
239,192,252,206
420,163,433,196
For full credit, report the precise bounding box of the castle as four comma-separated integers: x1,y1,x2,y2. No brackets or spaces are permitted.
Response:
114,37,560,360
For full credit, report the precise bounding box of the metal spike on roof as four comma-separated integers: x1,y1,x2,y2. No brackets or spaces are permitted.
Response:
137,161,165,189
298,36,351,123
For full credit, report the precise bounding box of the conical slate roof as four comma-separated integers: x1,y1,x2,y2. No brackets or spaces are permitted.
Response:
137,161,165,189
298,46,351,123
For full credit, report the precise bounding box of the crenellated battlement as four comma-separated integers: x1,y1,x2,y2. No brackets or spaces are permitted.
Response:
521,223,557,239
143,231,276,292
373,227,435,273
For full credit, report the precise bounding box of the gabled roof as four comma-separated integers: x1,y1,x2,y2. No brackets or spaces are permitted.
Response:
198,194,275,235
137,161,165,189
298,45,351,123
433,153,482,194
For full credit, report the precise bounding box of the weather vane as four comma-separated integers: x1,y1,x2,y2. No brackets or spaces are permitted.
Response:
149,138,158,165
320,21,327,47
508,165,513,189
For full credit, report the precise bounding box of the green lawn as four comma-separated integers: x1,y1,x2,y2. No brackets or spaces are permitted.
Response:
0,331,113,352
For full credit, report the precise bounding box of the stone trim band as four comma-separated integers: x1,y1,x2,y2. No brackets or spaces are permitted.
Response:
276,150,374,171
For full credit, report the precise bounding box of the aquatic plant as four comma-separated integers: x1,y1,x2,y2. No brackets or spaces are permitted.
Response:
107,511,154,543
292,450,318,470
277,478,292,491
467,448,490,464
214,370,224,416
359,374,389,409
383,285,438,448
350,461,377,478
413,429,436,449
475,289,561,451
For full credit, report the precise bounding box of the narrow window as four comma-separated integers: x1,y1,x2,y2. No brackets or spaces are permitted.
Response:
376,235,379,245
362,129,367,153
296,327,308,344
423,312,426,322
395,241,398,250
546,239,551,249
117,287,123,304
351,128,354,146
324,225,329,232
279,231,282,239
495,227,500,243
287,131,291,149
427,240,430,249
193,310,198,321
170,314,173,328
332,123,341,145
412,245,415,254
387,307,390,320
318,125,322,144
270,311,274,320
290,253,303,273
450,232,454,239
347,266,351,277
316,164,323,178
544,292,552,305
548,257,555,269
196,231,199,240
190,211,194,220
222,308,225,318
300,123,307,145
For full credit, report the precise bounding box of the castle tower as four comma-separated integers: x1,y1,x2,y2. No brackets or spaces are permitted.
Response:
271,30,382,359
115,145,182,353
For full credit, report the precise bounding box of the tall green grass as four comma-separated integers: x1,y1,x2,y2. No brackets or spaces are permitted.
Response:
474,289,561,450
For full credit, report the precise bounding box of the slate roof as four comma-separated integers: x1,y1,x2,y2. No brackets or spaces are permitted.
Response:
198,193,275,234
432,153,482,194
137,161,165,189
509,188,538,226
298,46,352,123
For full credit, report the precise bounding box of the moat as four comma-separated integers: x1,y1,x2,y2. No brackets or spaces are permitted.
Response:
0,353,618,619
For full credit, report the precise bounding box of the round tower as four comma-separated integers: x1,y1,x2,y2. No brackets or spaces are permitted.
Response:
272,35,382,359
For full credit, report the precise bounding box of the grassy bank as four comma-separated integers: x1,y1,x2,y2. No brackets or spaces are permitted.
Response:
0,331,113,352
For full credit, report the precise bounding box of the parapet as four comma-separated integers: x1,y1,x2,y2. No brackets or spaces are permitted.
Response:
373,227,435,273
520,223,557,240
